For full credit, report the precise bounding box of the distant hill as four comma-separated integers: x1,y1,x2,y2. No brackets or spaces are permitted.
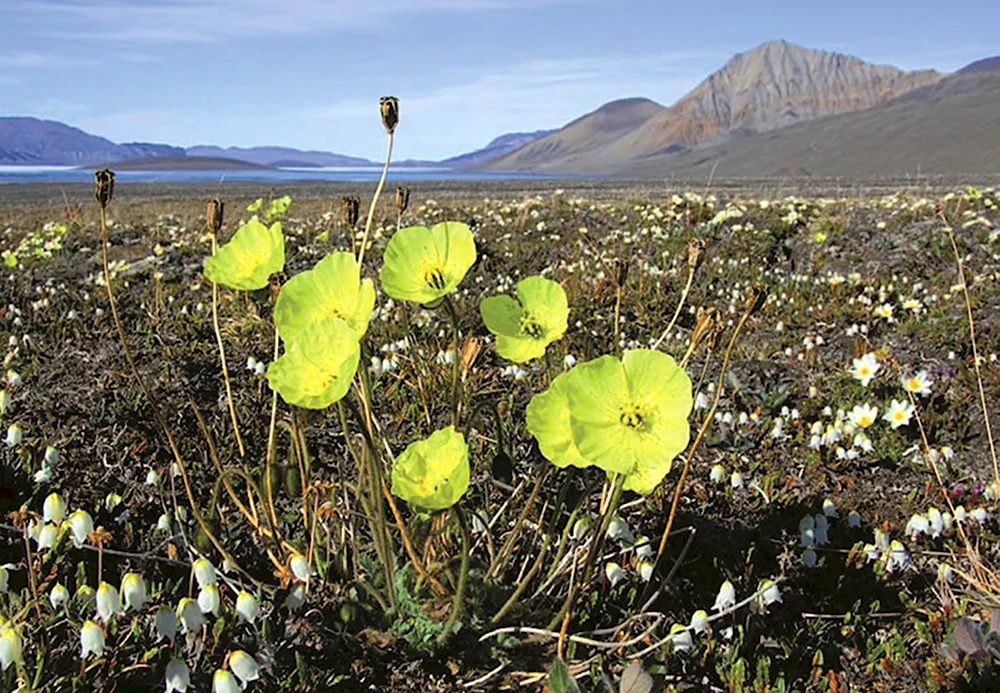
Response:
439,129,558,168
958,57,1000,74
487,40,944,173
83,156,274,171
0,117,183,165
616,70,1000,178
184,145,375,168
485,98,664,171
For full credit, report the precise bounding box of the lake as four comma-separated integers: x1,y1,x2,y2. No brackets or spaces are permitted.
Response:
0,165,559,184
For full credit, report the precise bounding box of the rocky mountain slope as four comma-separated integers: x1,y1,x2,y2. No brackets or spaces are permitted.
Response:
0,117,182,165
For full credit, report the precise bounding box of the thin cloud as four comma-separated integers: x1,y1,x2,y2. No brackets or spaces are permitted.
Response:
0,50,94,68
12,0,584,43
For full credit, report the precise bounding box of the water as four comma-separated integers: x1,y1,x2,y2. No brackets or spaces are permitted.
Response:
0,165,559,184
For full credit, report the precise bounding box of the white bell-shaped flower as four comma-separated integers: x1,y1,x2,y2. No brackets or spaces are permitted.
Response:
5,424,22,447
604,562,624,587
49,583,69,609
283,584,306,611
176,597,204,634
121,573,147,611
198,584,221,617
667,623,693,653
229,650,261,684
235,590,260,624
96,581,123,622
165,658,190,693
290,554,314,583
213,669,241,693
712,580,736,611
80,620,105,658
0,623,23,671
43,493,65,524
36,523,58,551
154,606,177,642
638,560,654,582
68,509,94,548
193,558,217,589
689,609,709,634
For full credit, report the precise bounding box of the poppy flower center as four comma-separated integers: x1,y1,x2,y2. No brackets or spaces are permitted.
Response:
619,403,646,430
424,267,446,291
519,311,543,338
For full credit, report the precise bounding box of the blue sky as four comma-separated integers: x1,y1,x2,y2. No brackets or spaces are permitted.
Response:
1,0,996,161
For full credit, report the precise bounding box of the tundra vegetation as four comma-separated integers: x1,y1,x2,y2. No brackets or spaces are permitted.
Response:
0,100,999,692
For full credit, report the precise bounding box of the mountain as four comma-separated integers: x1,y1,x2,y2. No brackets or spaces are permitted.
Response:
0,117,183,165
958,57,1000,74
485,98,664,171
615,70,1000,178
487,40,944,173
83,156,274,171
439,129,558,168
184,145,375,168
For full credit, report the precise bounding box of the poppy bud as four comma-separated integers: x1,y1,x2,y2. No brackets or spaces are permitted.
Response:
341,196,360,227
689,306,721,352
94,168,115,208
394,186,410,215
745,281,768,316
207,198,224,234
379,96,399,134
614,258,629,288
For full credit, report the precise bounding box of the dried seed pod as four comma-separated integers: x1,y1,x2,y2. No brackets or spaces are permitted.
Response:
690,306,721,351
94,168,115,208
394,186,410,215
207,198,224,234
687,238,705,271
379,96,399,135
341,196,360,227
460,336,481,374
745,281,768,316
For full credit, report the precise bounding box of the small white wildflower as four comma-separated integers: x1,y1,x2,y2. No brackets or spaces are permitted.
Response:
606,516,634,543
176,597,204,634
290,554,314,582
802,548,818,567
145,468,161,486
709,464,726,484
638,560,654,582
822,499,837,517
5,424,23,447
49,583,69,609
213,669,241,693
193,558,217,588
283,583,307,611
96,581,122,622
235,590,260,624
229,650,261,684
198,584,221,617
80,620,105,658
730,471,744,489
848,510,862,528
604,562,625,587
121,573,147,611
668,623,693,653
0,623,23,671
154,606,177,642
712,580,736,610
165,658,190,693
690,609,709,634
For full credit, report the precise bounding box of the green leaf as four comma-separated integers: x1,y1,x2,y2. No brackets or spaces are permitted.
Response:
247,198,263,212
379,221,476,305
275,251,375,342
549,658,582,693
204,217,285,290
266,318,360,409
620,661,653,693
391,426,470,511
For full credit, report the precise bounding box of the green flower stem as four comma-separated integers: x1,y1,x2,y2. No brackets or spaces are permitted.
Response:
439,504,471,644
209,233,245,457
546,474,625,631
357,132,394,268
263,324,282,536
490,533,550,623
443,296,462,427
487,465,549,580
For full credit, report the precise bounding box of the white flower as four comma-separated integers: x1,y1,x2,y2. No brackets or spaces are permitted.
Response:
0,390,9,415
849,403,878,429
283,583,306,611
689,609,709,634
49,583,69,609
634,535,654,560
165,658,190,693
34,464,53,483
198,584,221,617
886,540,910,572
902,370,933,396
799,515,815,548
235,590,260,624
156,512,172,534
712,580,736,611
709,464,726,484
802,549,818,567
758,579,781,607
850,353,880,387
638,560,654,582
6,371,22,388
730,471,744,489
193,558,217,588
822,499,837,517
145,469,161,486
5,424,23,447
67,509,93,548
606,517,634,543
883,399,914,429
694,391,711,410
290,554,314,582
213,669,241,693
176,597,204,634
96,581,123,622
667,623,693,653
604,562,624,587
848,510,862,528
35,522,58,551
121,573,147,611
44,446,60,466
104,492,122,512
229,650,261,684
927,507,944,538
154,606,177,642
814,515,830,545
0,623,22,671
80,620,105,658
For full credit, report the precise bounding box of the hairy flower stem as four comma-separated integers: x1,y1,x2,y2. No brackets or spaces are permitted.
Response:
209,234,245,457
940,209,999,492
444,296,462,427
652,267,696,350
546,475,625,631
439,504,471,645
640,301,754,607
98,204,253,584
357,132,394,267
